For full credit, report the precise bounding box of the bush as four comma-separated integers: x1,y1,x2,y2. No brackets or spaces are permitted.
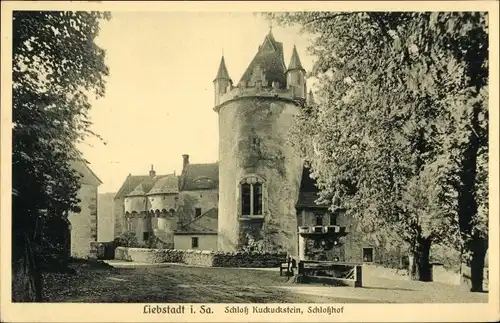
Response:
114,231,140,248
241,233,265,252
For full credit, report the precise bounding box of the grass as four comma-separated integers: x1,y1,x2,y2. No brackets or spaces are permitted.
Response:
41,260,488,303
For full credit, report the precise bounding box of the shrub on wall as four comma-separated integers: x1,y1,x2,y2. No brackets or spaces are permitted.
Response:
114,231,140,248
90,241,116,260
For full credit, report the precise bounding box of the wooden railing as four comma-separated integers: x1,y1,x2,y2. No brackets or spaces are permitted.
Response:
296,260,362,287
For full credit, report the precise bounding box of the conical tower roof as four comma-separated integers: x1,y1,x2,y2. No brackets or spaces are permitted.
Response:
238,30,287,88
214,56,231,81
288,45,304,71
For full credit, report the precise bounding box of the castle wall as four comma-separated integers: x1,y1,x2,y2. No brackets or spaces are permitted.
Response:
148,194,179,212
174,234,218,251
155,215,178,246
97,193,115,242
217,97,303,254
341,216,403,267
133,215,151,242
179,189,218,222
113,198,125,237
68,183,98,258
124,195,149,214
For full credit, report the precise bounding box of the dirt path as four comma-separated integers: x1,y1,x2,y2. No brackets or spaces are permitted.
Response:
42,261,488,303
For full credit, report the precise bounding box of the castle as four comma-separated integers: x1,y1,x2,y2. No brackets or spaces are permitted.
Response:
113,31,391,264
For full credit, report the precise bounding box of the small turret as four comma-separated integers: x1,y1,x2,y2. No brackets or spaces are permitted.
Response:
286,45,306,99
149,164,156,177
213,56,233,106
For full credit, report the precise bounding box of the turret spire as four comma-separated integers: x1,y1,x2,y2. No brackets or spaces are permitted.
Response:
149,164,156,177
214,56,231,81
288,45,304,71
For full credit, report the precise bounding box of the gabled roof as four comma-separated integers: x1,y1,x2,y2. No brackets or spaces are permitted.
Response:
288,45,304,71
214,56,231,81
181,162,219,191
238,31,287,88
296,167,329,209
147,174,179,195
126,178,156,197
176,207,218,233
70,158,102,187
114,175,151,200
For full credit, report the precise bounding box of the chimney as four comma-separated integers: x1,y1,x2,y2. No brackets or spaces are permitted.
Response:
182,154,189,172
149,164,156,177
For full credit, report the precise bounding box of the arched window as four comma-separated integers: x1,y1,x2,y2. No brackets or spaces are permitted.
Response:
242,183,251,215
239,175,266,217
253,183,262,215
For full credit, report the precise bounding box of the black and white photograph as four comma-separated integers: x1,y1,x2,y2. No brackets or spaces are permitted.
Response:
1,1,498,322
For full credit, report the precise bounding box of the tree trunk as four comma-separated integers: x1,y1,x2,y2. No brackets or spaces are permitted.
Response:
12,235,43,302
468,237,488,292
408,237,432,281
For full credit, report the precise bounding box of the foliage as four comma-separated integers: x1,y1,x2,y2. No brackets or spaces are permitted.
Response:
265,12,488,284
242,233,265,252
241,219,289,252
113,231,140,248
12,11,110,301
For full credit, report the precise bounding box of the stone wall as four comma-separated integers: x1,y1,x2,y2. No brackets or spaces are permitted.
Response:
90,241,116,260
174,234,218,251
179,189,218,220
98,193,115,242
114,247,286,268
113,198,125,237
343,217,404,268
68,183,98,258
212,251,285,268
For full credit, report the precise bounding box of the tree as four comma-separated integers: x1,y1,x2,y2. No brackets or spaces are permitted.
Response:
265,12,488,288
12,11,110,301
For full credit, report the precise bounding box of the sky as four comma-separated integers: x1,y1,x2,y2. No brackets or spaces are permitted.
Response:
78,12,316,193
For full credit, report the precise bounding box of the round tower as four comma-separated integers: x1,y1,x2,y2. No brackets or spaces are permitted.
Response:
214,31,305,255
124,177,155,242
146,174,180,247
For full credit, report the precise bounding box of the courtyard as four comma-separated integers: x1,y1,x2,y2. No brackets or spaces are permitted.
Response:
41,260,488,303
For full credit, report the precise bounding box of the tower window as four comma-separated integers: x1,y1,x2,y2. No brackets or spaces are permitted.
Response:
251,137,260,150
253,183,262,215
241,183,251,216
239,175,266,217
195,208,202,217
191,237,199,248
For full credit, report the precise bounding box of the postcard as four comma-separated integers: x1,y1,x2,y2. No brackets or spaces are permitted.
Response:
1,1,498,322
